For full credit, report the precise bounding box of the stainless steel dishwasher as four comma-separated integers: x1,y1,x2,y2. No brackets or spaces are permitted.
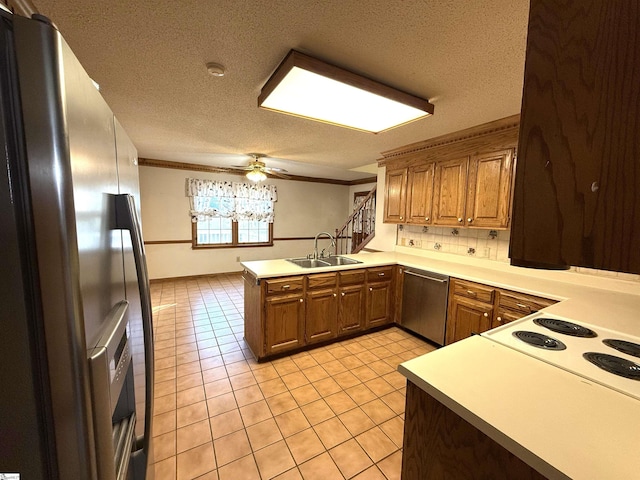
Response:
401,267,449,346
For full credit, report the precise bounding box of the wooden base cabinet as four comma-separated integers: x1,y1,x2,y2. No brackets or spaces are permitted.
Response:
337,284,365,335
265,293,305,355
244,266,395,360
446,278,558,345
366,267,394,328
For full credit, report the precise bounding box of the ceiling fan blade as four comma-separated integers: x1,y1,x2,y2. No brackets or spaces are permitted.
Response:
267,170,290,179
230,165,254,170
264,166,288,173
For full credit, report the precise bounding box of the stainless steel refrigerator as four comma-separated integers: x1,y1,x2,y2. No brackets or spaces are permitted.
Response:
0,10,154,480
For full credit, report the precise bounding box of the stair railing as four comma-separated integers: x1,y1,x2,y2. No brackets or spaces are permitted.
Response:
335,185,376,255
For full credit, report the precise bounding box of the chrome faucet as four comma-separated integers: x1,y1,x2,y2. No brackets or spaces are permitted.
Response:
313,231,335,259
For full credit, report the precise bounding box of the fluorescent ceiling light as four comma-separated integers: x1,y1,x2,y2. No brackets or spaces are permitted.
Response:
259,50,434,133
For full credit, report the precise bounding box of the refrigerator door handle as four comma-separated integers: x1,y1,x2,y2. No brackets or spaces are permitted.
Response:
114,193,154,459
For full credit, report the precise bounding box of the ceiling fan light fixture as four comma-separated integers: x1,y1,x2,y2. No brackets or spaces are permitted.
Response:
246,169,267,182
258,50,434,133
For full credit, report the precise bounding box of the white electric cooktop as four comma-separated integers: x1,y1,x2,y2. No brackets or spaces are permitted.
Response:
482,312,640,401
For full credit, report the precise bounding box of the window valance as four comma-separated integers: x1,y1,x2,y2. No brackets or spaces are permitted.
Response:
185,178,277,222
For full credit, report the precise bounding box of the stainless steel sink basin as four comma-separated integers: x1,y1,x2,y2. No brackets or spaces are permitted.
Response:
286,258,331,268
286,256,362,268
321,256,362,266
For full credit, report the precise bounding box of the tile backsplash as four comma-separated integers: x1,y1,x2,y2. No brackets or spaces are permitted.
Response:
397,225,510,262
396,225,640,283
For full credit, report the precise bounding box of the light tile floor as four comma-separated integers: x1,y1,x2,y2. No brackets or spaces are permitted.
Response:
149,273,436,480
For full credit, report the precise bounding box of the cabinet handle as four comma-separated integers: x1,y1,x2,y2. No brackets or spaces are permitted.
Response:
333,293,337,297
457,217,463,223
497,316,503,323
369,287,373,291
399,216,403,220
516,303,531,311
282,285,290,290
425,216,430,221
378,272,385,276
341,292,346,297
466,290,477,297
299,299,303,303
467,218,473,223
483,312,489,317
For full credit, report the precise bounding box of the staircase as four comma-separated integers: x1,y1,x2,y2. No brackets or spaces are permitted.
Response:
335,185,376,254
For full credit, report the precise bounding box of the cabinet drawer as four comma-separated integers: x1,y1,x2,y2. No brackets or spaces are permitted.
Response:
367,266,394,282
307,272,337,290
452,279,495,304
498,290,557,314
338,269,366,285
265,276,304,295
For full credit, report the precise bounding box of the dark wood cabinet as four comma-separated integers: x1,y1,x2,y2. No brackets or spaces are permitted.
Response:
510,0,640,274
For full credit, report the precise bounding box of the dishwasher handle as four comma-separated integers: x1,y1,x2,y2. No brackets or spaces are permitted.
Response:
404,270,448,283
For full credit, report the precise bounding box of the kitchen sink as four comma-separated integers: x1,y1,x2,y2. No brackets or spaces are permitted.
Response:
286,258,331,268
321,256,362,266
286,256,362,268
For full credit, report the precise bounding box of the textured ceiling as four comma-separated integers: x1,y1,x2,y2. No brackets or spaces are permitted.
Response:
31,0,530,180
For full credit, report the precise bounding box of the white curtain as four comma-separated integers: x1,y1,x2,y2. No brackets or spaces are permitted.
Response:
185,178,277,222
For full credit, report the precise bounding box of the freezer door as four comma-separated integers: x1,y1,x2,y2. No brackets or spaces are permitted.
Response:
115,119,154,478
10,13,126,479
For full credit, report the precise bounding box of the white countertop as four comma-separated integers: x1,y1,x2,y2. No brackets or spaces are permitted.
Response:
241,247,640,335
399,335,640,480
243,248,640,478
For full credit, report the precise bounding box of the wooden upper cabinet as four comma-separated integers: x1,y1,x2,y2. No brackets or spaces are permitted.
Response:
432,157,468,227
510,0,640,273
383,168,407,223
406,163,435,224
466,149,514,229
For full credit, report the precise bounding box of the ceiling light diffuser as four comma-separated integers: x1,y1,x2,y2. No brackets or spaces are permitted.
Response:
259,50,434,133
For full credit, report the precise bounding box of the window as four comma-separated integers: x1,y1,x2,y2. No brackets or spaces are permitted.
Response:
186,179,277,248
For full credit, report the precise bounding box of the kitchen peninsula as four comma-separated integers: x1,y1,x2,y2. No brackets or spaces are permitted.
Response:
242,248,640,479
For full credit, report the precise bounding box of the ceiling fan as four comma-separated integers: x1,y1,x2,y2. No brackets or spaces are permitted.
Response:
233,153,290,181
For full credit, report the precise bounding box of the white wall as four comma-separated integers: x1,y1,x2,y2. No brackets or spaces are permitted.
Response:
139,166,351,279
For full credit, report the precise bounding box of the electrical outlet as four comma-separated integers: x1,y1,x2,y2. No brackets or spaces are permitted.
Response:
236,256,240,262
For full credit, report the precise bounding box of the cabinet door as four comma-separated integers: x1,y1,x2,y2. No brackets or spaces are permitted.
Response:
305,288,338,344
265,293,305,354
406,163,435,224
445,295,493,345
433,157,468,226
384,168,408,223
466,149,514,229
337,284,365,335
511,0,640,274
492,308,523,330
366,281,393,327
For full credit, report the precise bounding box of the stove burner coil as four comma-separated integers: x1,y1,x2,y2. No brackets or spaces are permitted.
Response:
513,331,567,350
603,339,640,359
583,352,640,381
533,318,597,338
